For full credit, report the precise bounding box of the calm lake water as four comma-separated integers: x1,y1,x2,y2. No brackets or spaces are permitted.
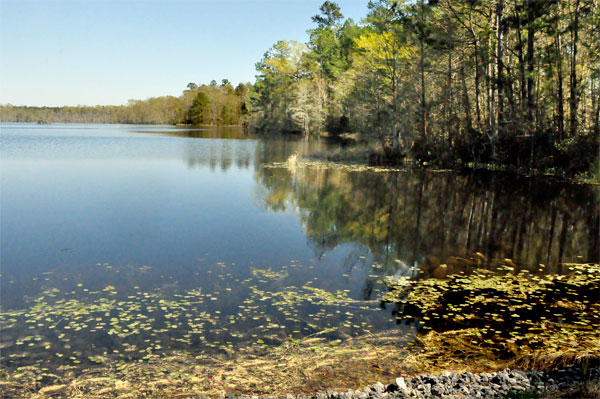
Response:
1,123,598,371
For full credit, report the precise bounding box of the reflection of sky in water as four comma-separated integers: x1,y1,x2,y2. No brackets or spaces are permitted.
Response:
0,123,405,371
1,124,304,299
0,123,597,371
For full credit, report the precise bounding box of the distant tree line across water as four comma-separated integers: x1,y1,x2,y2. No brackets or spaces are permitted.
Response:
1,0,598,175
0,79,251,126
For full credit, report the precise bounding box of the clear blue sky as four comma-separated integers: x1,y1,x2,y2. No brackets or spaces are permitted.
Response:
0,0,369,107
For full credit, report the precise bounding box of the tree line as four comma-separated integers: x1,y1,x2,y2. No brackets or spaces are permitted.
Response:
0,79,251,126
251,0,599,175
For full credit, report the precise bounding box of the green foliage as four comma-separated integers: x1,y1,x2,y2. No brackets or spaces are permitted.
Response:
250,0,599,176
190,92,210,125
0,80,250,126
311,1,343,28
3,0,597,174
556,131,600,175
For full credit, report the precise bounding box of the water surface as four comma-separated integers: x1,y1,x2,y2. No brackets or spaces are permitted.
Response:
1,123,597,371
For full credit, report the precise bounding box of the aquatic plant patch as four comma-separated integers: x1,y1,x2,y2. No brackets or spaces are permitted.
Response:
0,261,392,391
2,258,597,398
262,159,408,173
0,331,413,398
383,262,600,371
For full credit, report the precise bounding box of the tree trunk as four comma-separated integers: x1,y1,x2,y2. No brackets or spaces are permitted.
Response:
462,55,473,133
496,0,505,146
446,53,452,141
419,0,427,142
474,42,483,132
526,6,535,123
420,35,427,141
593,76,599,137
487,4,495,135
596,84,600,136
569,0,580,137
556,26,565,140
516,16,527,108
486,56,493,133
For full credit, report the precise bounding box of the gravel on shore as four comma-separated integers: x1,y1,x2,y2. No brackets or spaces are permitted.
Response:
223,366,600,399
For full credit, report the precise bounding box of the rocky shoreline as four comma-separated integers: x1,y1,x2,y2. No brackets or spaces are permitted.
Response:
5,364,599,398
228,366,599,399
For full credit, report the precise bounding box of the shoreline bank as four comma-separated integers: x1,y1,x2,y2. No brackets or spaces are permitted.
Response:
3,361,598,398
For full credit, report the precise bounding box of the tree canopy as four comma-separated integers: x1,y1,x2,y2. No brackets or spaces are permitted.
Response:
249,0,599,176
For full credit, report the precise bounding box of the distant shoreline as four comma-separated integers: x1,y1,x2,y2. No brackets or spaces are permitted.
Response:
0,120,245,128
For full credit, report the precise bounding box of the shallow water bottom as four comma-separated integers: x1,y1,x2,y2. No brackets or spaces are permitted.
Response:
2,331,597,399
1,331,412,398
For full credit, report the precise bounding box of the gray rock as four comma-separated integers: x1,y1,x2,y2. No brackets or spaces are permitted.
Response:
373,382,385,394
395,377,408,391
277,365,600,399
431,384,445,396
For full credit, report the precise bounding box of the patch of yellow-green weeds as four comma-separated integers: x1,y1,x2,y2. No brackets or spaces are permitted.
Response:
383,261,600,373
0,331,413,398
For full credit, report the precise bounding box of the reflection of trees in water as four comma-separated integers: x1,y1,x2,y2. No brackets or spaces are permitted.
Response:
257,164,598,276
253,137,333,171
178,128,329,172
181,128,255,171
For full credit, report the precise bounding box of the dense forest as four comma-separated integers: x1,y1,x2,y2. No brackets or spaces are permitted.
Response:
0,80,251,126
251,0,599,175
1,0,598,175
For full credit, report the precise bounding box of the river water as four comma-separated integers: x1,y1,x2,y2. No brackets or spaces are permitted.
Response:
1,123,597,372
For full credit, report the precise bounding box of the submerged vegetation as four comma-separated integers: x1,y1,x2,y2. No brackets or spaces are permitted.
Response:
383,260,600,372
0,332,411,398
0,261,384,364
1,257,598,398
0,258,398,397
